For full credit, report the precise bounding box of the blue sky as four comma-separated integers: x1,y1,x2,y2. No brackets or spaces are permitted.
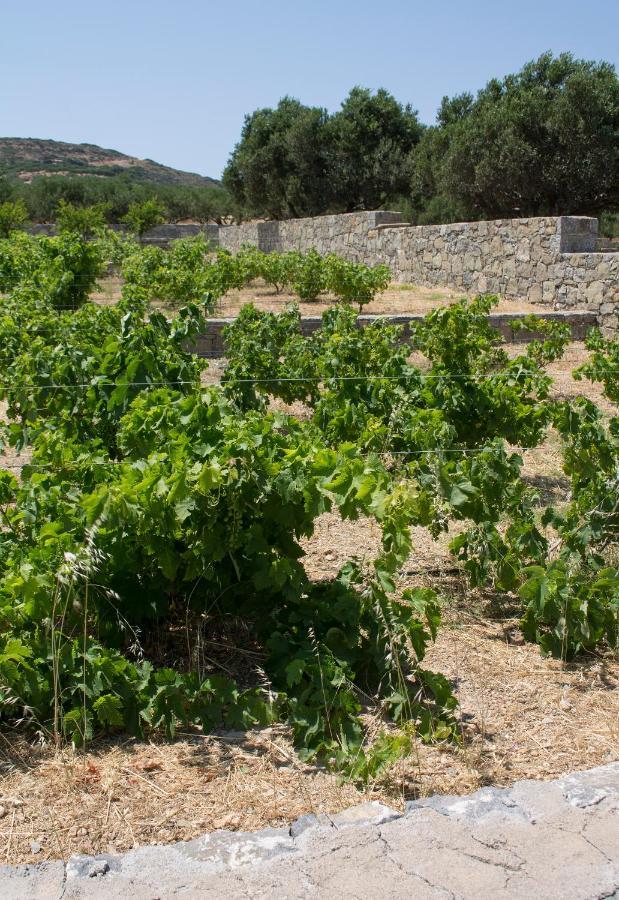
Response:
2,0,618,180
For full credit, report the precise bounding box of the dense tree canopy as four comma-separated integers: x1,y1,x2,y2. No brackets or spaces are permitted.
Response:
223,88,422,218
225,53,619,225
326,88,422,211
0,174,237,224
411,52,619,220
222,98,332,219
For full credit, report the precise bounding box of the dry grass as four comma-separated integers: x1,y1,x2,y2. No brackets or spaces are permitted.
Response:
0,730,366,865
0,327,617,866
1,521,616,866
91,275,548,318
214,281,551,318
213,281,465,317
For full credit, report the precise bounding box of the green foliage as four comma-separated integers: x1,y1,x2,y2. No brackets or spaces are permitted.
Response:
224,53,618,221
96,226,140,266
326,87,422,212
236,246,298,294
36,232,103,309
0,288,206,454
447,337,619,659
324,255,390,309
0,281,457,772
574,328,619,405
0,199,28,238
0,231,103,309
223,88,422,217
121,236,218,308
121,242,392,310
0,231,42,291
223,294,619,660
3,234,619,775
56,200,109,237
122,199,166,237
290,249,327,301
224,296,567,452
520,560,619,659
411,52,619,219
600,211,619,239
223,97,334,219
0,170,237,225
245,247,391,306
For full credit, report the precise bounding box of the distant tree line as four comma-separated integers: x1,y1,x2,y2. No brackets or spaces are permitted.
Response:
0,173,238,225
223,52,619,229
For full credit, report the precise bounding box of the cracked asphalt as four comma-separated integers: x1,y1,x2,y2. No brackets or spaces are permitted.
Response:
1,763,617,899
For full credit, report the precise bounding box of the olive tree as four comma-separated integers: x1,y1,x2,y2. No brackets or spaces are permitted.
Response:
411,52,619,219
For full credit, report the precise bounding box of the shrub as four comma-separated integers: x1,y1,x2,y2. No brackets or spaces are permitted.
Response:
324,255,390,309
0,231,102,309
0,199,28,238
56,200,110,237
122,199,166,238
256,250,299,293
291,249,327,301
0,288,456,765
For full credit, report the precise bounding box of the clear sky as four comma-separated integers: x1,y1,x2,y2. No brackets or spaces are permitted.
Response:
2,0,618,180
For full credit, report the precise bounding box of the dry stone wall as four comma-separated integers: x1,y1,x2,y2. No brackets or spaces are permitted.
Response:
368,216,619,335
217,211,403,255
217,212,619,335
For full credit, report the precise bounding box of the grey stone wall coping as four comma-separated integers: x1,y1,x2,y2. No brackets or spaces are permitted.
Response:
200,310,597,328
188,310,598,358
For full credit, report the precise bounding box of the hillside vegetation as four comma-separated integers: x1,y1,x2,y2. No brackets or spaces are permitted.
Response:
0,138,219,188
0,140,233,223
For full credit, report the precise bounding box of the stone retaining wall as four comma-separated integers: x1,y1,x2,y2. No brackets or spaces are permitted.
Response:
368,216,618,335
216,213,618,336
216,212,404,254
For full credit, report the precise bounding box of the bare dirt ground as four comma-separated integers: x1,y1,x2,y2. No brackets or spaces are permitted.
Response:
91,276,548,317
214,281,550,317
0,325,617,867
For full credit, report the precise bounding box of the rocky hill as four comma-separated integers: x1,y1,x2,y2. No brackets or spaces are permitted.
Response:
0,138,219,187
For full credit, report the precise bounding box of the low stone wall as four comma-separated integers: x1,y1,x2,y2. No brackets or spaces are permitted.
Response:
139,223,219,248
216,220,261,253
217,211,404,256
188,310,597,359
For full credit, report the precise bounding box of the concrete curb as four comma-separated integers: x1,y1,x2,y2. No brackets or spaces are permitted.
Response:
1,763,617,898
188,310,598,358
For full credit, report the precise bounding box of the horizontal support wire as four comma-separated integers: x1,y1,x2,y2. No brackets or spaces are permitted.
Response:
0,447,546,471
0,370,597,390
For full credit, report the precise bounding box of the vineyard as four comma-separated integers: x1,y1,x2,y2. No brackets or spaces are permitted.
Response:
0,228,617,857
